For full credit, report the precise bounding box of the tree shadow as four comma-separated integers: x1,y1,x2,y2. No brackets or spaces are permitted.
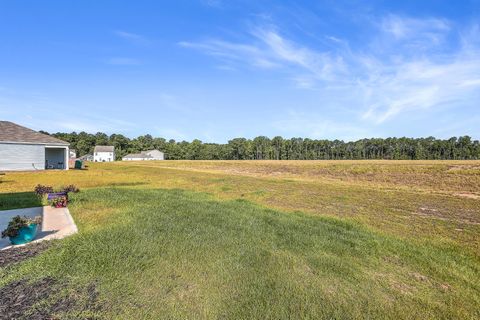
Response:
0,192,43,211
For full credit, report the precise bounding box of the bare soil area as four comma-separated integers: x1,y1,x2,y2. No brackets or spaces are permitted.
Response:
0,241,51,268
0,277,100,320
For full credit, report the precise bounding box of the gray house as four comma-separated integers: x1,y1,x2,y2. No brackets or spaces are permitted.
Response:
122,150,165,161
0,121,70,171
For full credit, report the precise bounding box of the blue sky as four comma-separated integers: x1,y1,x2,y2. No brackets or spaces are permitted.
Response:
0,0,479,142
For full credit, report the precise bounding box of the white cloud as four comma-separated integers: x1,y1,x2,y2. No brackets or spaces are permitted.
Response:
381,15,450,39
374,15,452,54
251,27,346,81
460,79,480,87
181,17,480,124
180,26,347,84
114,30,150,45
359,55,480,123
178,39,278,69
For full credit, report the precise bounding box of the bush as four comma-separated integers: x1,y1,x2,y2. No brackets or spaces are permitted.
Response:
34,184,80,197
61,184,80,194
34,184,54,197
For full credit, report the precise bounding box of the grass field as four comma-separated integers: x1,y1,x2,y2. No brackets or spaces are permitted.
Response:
1,160,479,319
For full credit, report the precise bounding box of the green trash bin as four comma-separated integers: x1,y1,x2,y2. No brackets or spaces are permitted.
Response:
74,160,83,169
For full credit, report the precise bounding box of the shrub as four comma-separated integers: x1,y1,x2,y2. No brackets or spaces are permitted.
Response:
1,215,42,238
61,184,80,194
34,184,80,197
34,184,54,197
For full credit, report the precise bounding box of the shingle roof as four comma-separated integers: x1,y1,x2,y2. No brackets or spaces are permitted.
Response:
0,121,69,145
94,145,114,152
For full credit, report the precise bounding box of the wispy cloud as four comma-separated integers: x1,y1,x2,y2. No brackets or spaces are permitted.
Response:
178,39,278,69
380,14,450,43
114,30,150,45
179,26,346,87
358,20,480,123
252,27,347,82
181,16,480,123
359,54,480,123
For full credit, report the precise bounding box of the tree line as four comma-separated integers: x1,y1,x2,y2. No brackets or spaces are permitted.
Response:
46,131,480,160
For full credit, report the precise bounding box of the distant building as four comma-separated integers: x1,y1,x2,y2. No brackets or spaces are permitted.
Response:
0,121,69,171
122,150,164,161
94,146,115,162
69,149,77,159
79,154,93,162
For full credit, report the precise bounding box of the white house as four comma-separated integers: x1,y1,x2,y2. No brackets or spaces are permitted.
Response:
94,145,115,162
69,149,77,159
0,121,70,171
122,149,164,161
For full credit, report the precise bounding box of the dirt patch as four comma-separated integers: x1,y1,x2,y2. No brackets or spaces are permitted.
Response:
0,241,52,268
390,280,415,295
410,272,429,282
454,193,480,200
418,207,439,214
412,207,480,225
447,165,480,172
1,277,61,319
439,283,452,292
0,277,101,319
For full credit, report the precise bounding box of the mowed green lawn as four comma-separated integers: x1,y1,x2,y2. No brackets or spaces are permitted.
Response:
1,161,479,319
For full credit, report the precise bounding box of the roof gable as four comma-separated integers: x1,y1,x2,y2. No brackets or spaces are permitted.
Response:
0,121,69,145
94,145,115,152
144,149,164,155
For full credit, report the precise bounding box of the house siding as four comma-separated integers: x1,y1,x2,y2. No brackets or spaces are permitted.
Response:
122,150,165,161
94,151,115,162
0,143,45,171
146,150,165,160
